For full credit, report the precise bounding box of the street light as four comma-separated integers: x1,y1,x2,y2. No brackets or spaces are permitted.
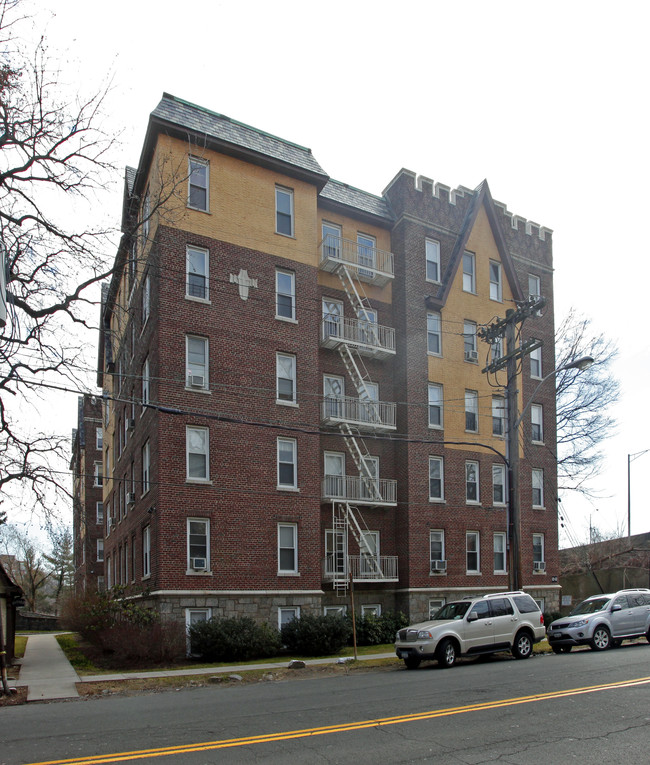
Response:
507,355,594,590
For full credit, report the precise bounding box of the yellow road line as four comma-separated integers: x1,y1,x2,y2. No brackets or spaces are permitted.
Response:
25,675,650,765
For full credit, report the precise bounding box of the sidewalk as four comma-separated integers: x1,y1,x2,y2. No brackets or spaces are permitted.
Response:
19,634,80,702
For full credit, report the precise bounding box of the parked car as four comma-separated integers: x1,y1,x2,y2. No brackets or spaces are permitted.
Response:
547,588,650,652
394,591,545,669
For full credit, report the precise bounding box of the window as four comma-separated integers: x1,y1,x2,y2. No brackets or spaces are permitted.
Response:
142,525,151,577
361,604,381,617
489,261,502,301
530,346,542,378
324,452,345,498
322,298,343,339
93,461,103,488
105,446,111,479
124,540,129,584
97,539,104,562
466,461,479,503
360,456,379,501
276,269,296,320
323,375,345,419
186,245,209,300
186,426,209,481
533,533,545,569
428,383,443,428
532,468,544,507
141,272,150,327
324,605,347,617
187,518,209,571
275,187,294,236
322,222,342,259
142,357,150,410
429,599,445,619
531,404,543,442
463,320,477,360
131,535,136,583
96,502,104,524
425,239,441,283
494,533,506,573
278,523,298,573
279,607,300,629
188,157,208,211
357,233,376,276
276,353,296,404
277,438,297,489
186,609,212,655
430,530,445,572
466,531,480,573
96,427,103,450
186,335,208,390
465,390,478,432
492,464,506,505
142,441,150,495
141,187,150,244
429,457,444,501
462,252,476,293
492,396,505,436
427,312,442,355
528,274,541,300
106,556,111,588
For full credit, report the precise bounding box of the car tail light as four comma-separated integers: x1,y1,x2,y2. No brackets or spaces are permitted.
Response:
540,614,545,625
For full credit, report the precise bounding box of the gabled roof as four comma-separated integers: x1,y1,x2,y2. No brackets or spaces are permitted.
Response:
319,179,393,227
426,180,525,310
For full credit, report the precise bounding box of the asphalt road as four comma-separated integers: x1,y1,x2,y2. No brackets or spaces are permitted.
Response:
2,643,649,765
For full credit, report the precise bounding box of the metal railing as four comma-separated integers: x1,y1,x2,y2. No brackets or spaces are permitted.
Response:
319,235,394,283
321,395,396,431
322,475,397,505
323,555,399,582
320,317,395,356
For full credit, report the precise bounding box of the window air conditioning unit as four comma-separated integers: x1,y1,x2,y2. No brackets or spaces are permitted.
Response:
191,557,207,571
464,350,479,362
188,374,205,389
431,560,447,573
126,492,136,505
533,561,546,572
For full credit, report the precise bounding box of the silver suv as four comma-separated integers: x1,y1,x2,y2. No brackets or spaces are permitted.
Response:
547,588,650,652
395,591,546,669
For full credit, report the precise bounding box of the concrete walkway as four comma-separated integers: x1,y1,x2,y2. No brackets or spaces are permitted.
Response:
19,634,80,702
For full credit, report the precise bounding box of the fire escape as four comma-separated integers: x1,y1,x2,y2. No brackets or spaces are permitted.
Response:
319,234,398,593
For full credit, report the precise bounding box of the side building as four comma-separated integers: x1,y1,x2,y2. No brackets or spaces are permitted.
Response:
96,94,559,632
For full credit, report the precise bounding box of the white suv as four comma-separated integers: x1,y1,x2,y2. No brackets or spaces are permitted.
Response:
395,591,546,669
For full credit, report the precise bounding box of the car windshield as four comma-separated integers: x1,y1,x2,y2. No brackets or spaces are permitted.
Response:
570,597,610,615
433,602,471,620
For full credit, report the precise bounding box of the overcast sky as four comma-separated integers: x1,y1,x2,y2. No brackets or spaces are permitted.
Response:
27,0,650,545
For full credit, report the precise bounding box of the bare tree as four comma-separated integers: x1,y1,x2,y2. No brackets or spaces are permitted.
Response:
0,524,52,611
555,308,620,496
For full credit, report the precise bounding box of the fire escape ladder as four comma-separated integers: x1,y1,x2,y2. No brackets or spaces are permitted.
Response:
344,502,383,579
338,265,383,349
339,422,382,503
331,508,349,594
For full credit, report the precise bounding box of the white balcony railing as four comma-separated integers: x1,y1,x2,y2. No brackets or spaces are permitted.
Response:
321,395,396,431
322,475,397,506
319,236,394,286
320,317,396,358
323,555,399,582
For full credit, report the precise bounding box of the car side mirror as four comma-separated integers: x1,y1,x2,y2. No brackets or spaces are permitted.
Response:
467,612,478,622
611,604,622,612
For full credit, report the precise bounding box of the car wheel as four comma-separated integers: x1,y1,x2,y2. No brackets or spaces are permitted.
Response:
612,639,623,648
590,626,611,651
404,656,421,670
551,646,563,654
437,639,457,668
561,646,572,653
512,631,533,659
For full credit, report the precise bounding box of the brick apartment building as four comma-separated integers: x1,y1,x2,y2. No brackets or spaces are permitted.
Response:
96,93,559,632
71,395,105,593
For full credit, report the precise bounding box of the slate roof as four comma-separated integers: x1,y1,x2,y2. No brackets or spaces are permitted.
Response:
151,94,328,180
319,180,393,223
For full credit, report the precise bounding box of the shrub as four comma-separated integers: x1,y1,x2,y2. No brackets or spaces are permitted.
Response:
281,613,351,656
188,616,282,662
350,611,409,646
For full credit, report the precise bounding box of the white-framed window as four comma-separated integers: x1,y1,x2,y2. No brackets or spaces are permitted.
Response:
491,335,503,364
357,232,376,276
465,390,478,432
530,346,542,378
492,464,506,506
105,446,111,479
463,252,476,293
186,608,212,656
427,312,442,355
186,335,208,390
489,261,502,301
361,604,381,617
276,269,296,320
428,383,443,428
142,441,150,495
493,532,507,573
142,357,150,410
278,607,300,629
466,460,480,503
186,245,209,300
131,534,136,583
532,468,544,507
492,396,505,437
142,525,151,578
466,531,480,573
104,394,110,426
277,437,297,489
322,297,343,339
325,528,347,577
278,523,298,574
96,539,104,562
276,352,296,404
425,238,441,283
96,501,104,524
360,456,379,501
528,274,541,300
531,404,544,442
141,272,150,327
533,533,545,570
187,518,210,571
323,375,345,419
429,456,444,501
93,461,103,488
105,501,111,536
123,414,129,449
188,157,209,212
186,426,209,482
463,320,477,360
324,605,347,617
275,186,294,236
96,427,103,450
106,556,111,588
430,530,445,573
429,599,445,619
97,576,105,592
324,451,345,498
321,222,342,259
